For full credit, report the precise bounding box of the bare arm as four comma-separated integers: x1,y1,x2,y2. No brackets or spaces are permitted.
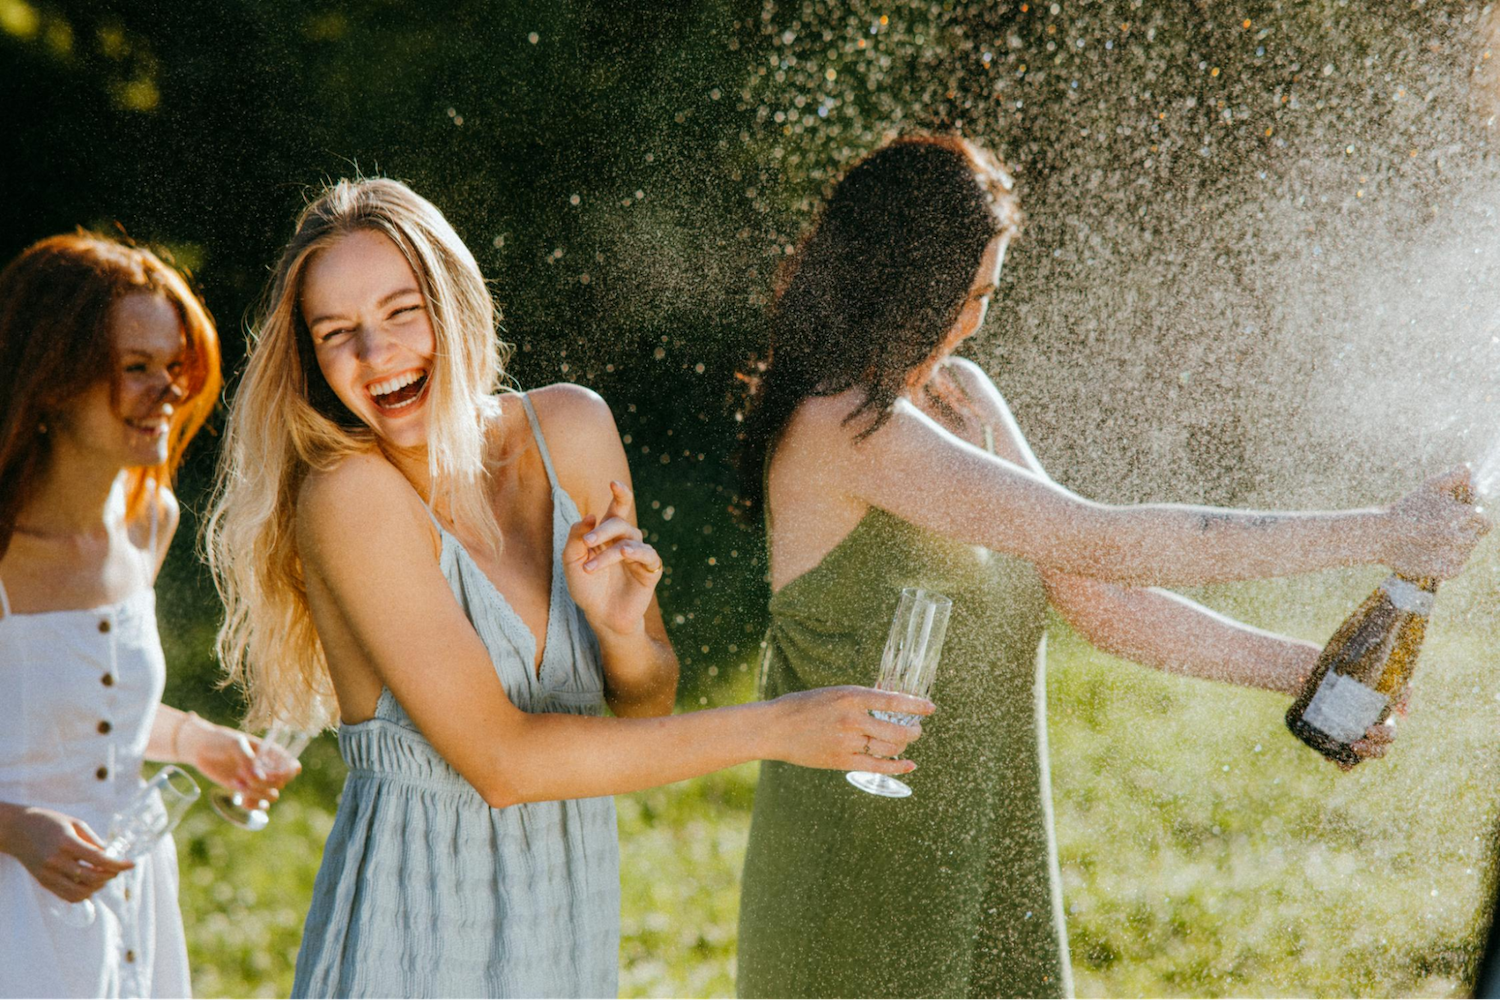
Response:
1043,570,1317,695
297,453,929,810
1042,571,1397,763
529,384,677,718
145,706,296,804
844,377,1481,587
934,358,1319,692
922,360,1401,761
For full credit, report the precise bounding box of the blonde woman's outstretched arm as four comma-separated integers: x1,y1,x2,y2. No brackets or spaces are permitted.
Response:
297,451,931,811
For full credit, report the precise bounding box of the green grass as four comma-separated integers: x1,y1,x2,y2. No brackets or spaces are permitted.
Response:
174,570,1500,998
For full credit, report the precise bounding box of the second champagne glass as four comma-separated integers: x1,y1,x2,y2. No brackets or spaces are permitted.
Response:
208,722,311,831
50,765,200,927
847,587,952,798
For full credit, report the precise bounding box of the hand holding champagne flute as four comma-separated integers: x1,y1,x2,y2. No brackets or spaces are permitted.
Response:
209,723,310,831
848,587,952,798
50,766,200,928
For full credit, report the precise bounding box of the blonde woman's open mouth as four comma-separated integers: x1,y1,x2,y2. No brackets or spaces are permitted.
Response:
367,368,430,413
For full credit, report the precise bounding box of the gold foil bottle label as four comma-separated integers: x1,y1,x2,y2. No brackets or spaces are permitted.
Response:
1379,575,1436,615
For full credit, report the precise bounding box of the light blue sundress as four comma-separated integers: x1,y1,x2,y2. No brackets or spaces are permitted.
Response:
292,394,620,999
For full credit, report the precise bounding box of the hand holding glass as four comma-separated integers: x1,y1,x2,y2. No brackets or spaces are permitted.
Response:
209,722,311,831
50,765,199,927
847,587,951,798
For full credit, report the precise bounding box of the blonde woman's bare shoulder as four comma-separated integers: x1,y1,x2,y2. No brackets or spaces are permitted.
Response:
296,451,430,553
522,383,626,515
524,382,614,433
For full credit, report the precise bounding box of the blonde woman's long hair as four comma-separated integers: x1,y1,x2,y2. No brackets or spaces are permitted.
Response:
205,178,508,730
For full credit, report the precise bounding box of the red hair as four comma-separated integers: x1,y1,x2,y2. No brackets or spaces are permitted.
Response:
0,232,222,557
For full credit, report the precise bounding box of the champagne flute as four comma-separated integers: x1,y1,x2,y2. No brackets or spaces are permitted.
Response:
208,722,311,831
847,587,952,798
50,765,200,928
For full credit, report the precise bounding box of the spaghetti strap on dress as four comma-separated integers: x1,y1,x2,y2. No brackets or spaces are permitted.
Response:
292,393,619,999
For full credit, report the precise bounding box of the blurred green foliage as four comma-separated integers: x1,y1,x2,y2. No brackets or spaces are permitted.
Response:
2,0,778,701
9,0,1495,714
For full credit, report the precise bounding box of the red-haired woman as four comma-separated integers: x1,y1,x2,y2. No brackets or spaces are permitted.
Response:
0,233,295,997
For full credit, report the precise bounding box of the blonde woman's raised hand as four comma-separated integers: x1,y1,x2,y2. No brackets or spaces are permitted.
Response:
1384,466,1491,580
563,481,665,638
764,686,934,773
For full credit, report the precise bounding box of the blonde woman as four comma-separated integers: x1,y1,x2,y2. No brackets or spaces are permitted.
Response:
205,178,931,998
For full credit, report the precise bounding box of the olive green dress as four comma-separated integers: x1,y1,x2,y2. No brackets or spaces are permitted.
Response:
737,474,1072,997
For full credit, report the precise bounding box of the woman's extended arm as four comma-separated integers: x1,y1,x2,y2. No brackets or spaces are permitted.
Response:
1041,571,1398,764
145,707,297,804
1042,570,1316,695
297,453,930,810
841,372,1485,587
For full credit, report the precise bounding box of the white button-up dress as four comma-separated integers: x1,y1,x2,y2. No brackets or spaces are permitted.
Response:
0,585,191,999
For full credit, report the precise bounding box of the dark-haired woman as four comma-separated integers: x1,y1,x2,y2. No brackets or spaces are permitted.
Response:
0,233,294,997
735,135,1489,998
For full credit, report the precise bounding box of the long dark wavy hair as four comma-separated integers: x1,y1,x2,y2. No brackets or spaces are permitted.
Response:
737,134,1022,515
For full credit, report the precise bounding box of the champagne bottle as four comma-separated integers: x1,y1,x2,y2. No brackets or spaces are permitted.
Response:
1283,574,1433,766
1284,482,1474,766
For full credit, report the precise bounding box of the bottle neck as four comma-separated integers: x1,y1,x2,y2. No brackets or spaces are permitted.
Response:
1386,573,1438,613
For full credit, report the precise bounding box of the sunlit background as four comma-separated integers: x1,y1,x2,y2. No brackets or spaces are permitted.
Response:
6,1,1500,995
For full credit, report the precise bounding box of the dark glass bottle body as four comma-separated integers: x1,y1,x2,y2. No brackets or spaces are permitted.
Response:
1285,574,1434,766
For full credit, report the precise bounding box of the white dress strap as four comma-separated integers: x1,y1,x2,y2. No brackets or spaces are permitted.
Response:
0,575,10,618
139,488,162,581
519,393,560,491
148,489,160,555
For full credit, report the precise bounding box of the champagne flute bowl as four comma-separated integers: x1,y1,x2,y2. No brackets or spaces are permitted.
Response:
51,765,200,928
847,587,952,798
